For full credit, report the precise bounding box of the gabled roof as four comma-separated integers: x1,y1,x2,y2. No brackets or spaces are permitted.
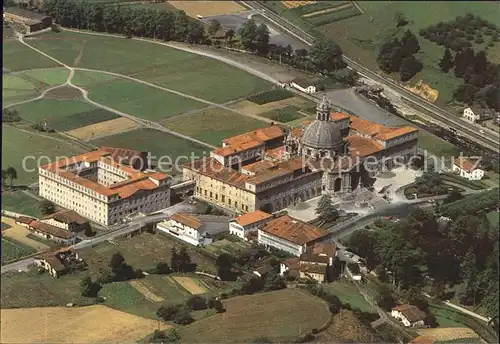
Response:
222,125,285,147
170,213,201,229
16,216,35,225
454,157,481,173
392,304,426,323
29,221,75,239
259,215,328,245
42,210,86,225
234,210,273,227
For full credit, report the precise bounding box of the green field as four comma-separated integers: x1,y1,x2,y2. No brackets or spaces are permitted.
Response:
1,237,36,264
487,211,499,229
1,192,42,218
3,68,70,105
1,269,95,308
418,130,461,157
91,128,209,174
8,98,121,131
99,281,159,319
323,281,375,313
162,108,268,146
314,1,500,104
2,125,88,185
247,89,295,105
72,71,206,120
3,41,59,71
30,31,272,103
306,5,361,26
260,106,305,123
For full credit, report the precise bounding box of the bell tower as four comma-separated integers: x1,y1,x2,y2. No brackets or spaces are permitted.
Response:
316,94,331,121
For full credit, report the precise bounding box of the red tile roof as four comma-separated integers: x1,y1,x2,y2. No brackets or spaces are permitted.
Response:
454,157,481,173
170,213,201,229
392,304,426,323
235,210,273,227
347,115,417,141
260,215,328,245
42,209,86,225
222,125,285,147
29,221,75,239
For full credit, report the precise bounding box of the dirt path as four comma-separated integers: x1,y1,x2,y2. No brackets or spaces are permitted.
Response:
1,217,49,251
72,39,86,67
302,3,353,18
172,276,207,295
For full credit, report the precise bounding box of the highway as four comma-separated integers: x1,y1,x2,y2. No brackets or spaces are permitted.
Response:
1,202,195,274
241,1,499,153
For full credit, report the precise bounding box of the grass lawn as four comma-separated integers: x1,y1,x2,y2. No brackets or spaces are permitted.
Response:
99,281,159,320
30,31,272,103
162,108,268,146
26,233,62,248
3,41,59,71
314,1,500,104
418,130,461,157
177,288,331,343
18,68,70,86
77,232,217,276
8,98,121,131
1,237,36,264
323,280,376,313
486,211,499,229
429,304,467,328
91,128,209,174
2,125,88,186
1,191,41,217
0,269,95,308
260,105,305,123
73,71,206,120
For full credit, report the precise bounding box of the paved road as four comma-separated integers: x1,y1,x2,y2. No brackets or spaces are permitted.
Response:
1,202,195,274
242,1,499,153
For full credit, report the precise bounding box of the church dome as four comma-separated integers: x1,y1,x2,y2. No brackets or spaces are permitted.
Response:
300,120,343,150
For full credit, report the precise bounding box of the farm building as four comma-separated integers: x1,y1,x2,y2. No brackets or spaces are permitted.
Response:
41,209,87,232
391,304,426,328
280,242,336,282
229,210,273,239
156,212,230,246
4,7,52,33
290,77,318,94
38,146,170,226
258,214,329,256
462,106,491,123
28,220,77,245
452,157,484,181
34,247,85,278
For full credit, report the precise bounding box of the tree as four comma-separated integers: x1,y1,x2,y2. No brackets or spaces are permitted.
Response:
315,194,339,223
208,19,221,36
213,299,225,313
186,295,207,310
173,308,194,325
225,29,235,44
238,18,258,50
155,262,172,274
1,170,7,188
376,284,396,310
80,276,101,297
453,83,479,104
264,273,287,291
347,262,360,274
39,200,56,215
186,20,205,44
6,167,17,188
394,12,408,27
110,252,125,270
83,222,95,237
399,55,423,82
377,38,403,73
216,253,234,281
310,37,345,73
400,30,420,56
347,230,379,270
170,247,180,272
438,48,454,73
454,48,475,78
443,190,463,204
178,246,193,272
255,23,270,55
157,304,183,321
163,329,181,344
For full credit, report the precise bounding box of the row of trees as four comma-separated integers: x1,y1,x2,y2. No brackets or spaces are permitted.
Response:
345,204,499,329
3,108,21,123
377,30,423,82
156,294,225,325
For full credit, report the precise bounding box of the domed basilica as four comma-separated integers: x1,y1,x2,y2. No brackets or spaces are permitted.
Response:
183,95,419,214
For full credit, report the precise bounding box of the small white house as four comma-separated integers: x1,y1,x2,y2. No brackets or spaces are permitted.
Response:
391,304,426,327
453,157,484,181
290,81,317,94
156,213,230,246
463,106,489,123
228,210,273,239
